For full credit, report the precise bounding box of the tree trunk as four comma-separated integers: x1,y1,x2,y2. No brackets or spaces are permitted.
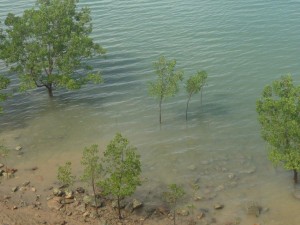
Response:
293,169,298,184
159,97,162,124
92,178,98,215
186,94,192,121
117,196,122,219
46,84,54,98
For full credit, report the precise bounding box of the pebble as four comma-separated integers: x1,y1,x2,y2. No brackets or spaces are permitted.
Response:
47,197,63,211
177,209,189,216
11,186,19,192
132,199,143,210
65,190,74,199
31,187,37,192
15,146,22,151
76,204,86,213
22,181,30,187
0,163,4,168
214,203,224,210
228,173,235,179
188,165,196,171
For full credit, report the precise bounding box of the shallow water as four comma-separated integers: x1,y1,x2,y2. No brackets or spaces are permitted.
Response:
1,0,300,224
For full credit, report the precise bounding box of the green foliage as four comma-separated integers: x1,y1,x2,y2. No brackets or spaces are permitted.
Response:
0,0,105,97
163,184,185,225
0,75,10,113
148,55,184,123
81,144,102,212
185,70,207,120
256,75,300,183
81,144,102,185
57,161,76,189
164,183,185,206
100,133,141,219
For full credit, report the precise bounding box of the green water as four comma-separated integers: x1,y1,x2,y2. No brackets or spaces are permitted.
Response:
1,1,300,224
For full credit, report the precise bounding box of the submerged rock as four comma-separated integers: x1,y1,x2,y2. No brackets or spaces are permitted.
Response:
245,201,261,217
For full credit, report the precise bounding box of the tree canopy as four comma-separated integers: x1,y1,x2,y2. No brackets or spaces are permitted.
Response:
256,75,300,183
148,55,183,124
0,0,105,97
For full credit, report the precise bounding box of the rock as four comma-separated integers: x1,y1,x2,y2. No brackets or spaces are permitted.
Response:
65,191,74,199
31,187,37,192
177,209,189,216
3,195,11,200
47,197,63,211
53,188,64,197
22,181,30,187
63,199,74,204
188,165,196,171
76,204,86,213
215,185,224,192
15,146,22,151
19,187,27,192
240,166,256,174
214,203,224,210
197,212,205,219
156,205,170,215
111,200,126,209
132,199,143,210
0,169,4,176
194,196,203,201
83,195,93,205
13,206,18,210
0,163,4,168
228,173,235,179
3,172,14,179
83,212,90,218
76,187,85,194
11,186,19,192
91,199,103,208
245,201,261,217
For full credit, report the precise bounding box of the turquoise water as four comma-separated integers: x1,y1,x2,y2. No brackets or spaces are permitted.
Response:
1,1,300,224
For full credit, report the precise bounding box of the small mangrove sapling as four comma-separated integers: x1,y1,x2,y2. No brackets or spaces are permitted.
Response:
148,55,184,124
100,133,141,219
57,161,76,190
163,183,185,225
185,70,207,120
81,144,102,214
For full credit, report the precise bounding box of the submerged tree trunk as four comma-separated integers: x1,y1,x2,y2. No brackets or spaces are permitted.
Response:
159,97,163,124
46,84,54,98
293,169,298,184
186,94,192,121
